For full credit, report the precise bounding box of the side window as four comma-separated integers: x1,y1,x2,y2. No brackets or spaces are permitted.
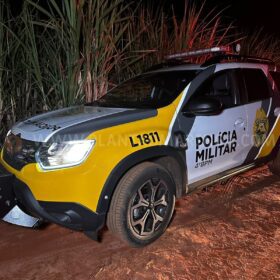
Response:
191,70,237,108
242,69,271,103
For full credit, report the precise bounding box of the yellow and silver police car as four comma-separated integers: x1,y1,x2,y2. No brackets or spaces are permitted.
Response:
1,47,280,247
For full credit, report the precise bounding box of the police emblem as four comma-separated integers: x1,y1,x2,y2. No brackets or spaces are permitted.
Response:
253,108,269,148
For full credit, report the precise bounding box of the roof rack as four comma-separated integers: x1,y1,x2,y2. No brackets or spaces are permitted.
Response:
146,46,274,72
164,45,275,67
146,60,192,72
202,54,274,67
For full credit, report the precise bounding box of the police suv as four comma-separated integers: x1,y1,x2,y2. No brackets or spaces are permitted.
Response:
1,46,280,247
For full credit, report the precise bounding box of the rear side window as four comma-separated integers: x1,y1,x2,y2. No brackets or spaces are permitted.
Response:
242,69,271,102
270,71,280,91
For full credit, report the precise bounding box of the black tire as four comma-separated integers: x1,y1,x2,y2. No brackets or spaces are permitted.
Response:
107,162,176,247
269,150,280,176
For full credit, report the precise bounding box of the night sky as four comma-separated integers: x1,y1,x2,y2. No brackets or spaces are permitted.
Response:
168,0,279,37
210,0,279,36
9,0,280,37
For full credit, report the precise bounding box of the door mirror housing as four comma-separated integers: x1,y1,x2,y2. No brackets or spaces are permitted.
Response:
182,97,223,116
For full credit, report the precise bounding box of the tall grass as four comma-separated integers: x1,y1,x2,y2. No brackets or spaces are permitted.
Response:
240,30,280,64
2,0,276,142
0,1,22,135
26,0,138,104
117,2,236,81
0,0,139,128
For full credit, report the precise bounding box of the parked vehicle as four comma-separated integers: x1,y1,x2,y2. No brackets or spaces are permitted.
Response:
1,46,280,247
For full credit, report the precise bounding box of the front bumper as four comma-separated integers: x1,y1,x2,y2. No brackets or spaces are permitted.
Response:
0,164,105,234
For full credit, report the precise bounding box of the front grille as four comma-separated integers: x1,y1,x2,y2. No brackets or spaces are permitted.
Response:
2,134,41,171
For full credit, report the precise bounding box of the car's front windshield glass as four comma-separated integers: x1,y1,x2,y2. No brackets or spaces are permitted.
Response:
90,70,197,109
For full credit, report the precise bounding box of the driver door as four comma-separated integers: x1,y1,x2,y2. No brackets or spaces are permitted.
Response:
184,69,248,184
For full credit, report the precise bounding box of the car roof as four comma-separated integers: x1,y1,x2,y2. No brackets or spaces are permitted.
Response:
145,47,275,74
145,61,272,75
146,64,203,74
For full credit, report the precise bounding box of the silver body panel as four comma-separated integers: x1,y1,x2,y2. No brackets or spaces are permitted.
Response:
3,205,39,228
11,106,128,142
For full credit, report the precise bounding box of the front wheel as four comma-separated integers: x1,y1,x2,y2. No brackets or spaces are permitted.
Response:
107,162,175,247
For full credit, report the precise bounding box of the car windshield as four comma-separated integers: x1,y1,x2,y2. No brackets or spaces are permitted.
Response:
90,71,197,109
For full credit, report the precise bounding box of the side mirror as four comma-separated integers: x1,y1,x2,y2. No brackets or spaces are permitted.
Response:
182,97,223,116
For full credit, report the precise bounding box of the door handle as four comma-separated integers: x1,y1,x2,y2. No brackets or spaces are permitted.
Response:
234,118,245,127
274,107,280,117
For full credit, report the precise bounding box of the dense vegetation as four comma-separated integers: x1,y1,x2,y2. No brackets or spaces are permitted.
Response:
0,0,279,139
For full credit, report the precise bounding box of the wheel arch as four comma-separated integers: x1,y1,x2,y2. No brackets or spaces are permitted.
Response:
96,146,187,214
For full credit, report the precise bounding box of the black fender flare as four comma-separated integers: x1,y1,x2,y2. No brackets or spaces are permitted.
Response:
96,146,187,214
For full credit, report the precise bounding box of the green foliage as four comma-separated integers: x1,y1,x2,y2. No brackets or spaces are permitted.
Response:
0,0,140,137
0,0,278,141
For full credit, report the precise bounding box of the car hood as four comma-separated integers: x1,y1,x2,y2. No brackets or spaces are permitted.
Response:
11,106,157,143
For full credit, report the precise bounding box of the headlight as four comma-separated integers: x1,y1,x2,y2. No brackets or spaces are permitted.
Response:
36,140,95,170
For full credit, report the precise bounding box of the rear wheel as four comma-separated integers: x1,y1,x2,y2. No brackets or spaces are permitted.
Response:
107,162,175,247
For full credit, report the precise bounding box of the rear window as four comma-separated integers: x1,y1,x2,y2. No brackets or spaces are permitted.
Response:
270,71,280,91
242,69,271,103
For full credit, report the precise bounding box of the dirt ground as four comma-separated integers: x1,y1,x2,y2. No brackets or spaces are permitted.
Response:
0,165,280,280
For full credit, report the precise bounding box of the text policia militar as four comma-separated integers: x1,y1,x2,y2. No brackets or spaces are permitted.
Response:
195,130,237,168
